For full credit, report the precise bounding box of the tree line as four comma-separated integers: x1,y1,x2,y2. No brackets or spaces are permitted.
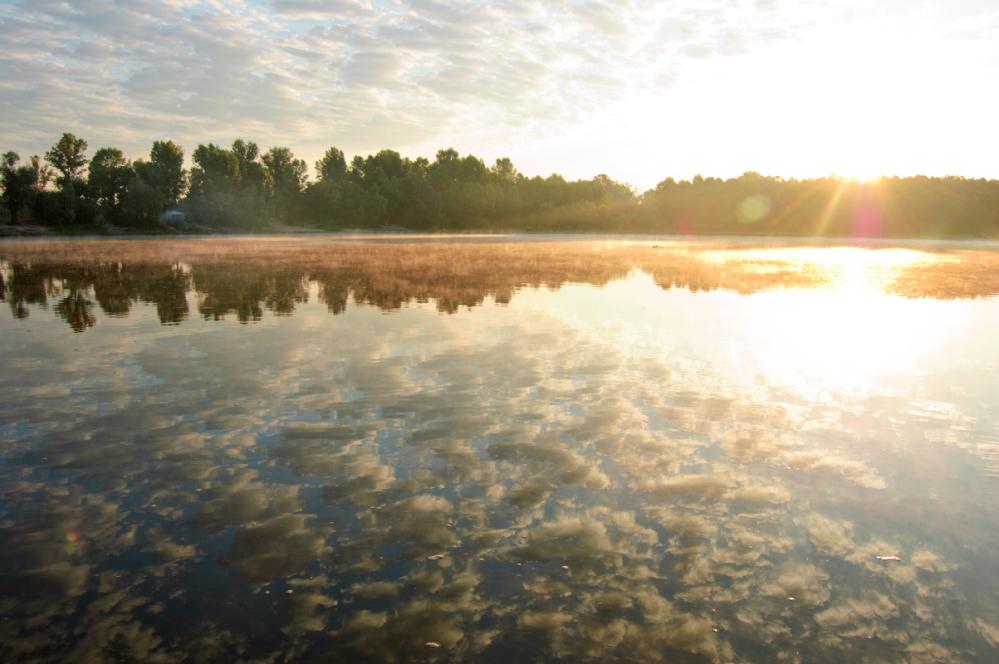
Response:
0,133,631,230
2,133,998,237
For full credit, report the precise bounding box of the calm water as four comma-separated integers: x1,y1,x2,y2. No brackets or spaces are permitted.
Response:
1,237,998,663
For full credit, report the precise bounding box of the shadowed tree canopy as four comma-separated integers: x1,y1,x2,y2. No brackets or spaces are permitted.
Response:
4,133,999,238
189,143,239,196
262,147,307,221
263,147,307,197
316,147,347,183
232,139,266,193
492,157,518,183
88,148,132,207
45,133,89,184
134,140,186,206
2,152,38,224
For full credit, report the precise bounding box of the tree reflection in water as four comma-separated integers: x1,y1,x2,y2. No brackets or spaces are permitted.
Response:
3,238,998,332
0,238,998,662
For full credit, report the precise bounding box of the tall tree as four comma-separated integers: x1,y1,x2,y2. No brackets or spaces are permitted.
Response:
119,175,165,226
263,147,307,195
28,156,53,191
2,152,38,224
189,143,239,196
136,140,186,205
88,147,132,208
231,139,265,192
45,133,88,184
263,147,307,218
491,157,518,183
316,147,347,182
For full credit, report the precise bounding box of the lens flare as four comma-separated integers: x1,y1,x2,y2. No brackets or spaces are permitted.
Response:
737,194,772,223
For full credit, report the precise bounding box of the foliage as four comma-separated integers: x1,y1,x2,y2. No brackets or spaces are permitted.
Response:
262,146,307,220
88,147,133,209
119,176,166,226
136,140,186,206
316,147,347,183
4,133,999,237
2,152,38,224
45,133,89,184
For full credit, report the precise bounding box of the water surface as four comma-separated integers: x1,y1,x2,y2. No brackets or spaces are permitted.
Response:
1,237,998,662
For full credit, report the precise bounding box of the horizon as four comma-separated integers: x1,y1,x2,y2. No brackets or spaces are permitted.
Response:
4,133,997,194
2,1,998,190
4,3,999,660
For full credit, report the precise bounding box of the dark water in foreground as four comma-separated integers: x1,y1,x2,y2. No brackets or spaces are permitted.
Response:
1,237,998,663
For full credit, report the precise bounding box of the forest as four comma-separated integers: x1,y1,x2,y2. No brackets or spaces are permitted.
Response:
2,133,998,237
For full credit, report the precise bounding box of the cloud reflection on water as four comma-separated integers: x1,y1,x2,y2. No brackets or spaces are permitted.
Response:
0,239,997,662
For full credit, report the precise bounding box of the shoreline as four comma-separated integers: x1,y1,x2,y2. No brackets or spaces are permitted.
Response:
3,227,999,251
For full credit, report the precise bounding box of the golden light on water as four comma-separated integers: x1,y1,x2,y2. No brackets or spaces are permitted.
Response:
528,245,973,402
3,238,993,403
681,247,963,397
699,246,956,289
3,239,999,661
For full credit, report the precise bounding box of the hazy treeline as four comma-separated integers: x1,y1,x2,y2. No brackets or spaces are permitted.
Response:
3,133,999,237
0,133,631,230
1,134,185,227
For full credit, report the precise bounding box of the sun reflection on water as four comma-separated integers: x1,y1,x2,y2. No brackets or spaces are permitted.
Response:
520,246,971,400
1,240,999,661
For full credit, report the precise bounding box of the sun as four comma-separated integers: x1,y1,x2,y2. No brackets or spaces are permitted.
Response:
838,171,884,185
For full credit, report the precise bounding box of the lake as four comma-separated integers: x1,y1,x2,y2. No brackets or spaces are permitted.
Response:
1,236,998,662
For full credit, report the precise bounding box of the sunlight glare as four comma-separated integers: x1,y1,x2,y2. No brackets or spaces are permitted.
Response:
521,247,967,402
706,248,963,397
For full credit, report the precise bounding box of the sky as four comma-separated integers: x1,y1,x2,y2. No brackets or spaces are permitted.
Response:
1,0,997,190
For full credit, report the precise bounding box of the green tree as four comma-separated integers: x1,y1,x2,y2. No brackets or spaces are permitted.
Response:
491,157,518,183
301,179,343,228
88,147,132,208
135,140,185,205
316,147,347,182
232,139,265,192
262,147,307,220
592,174,633,201
45,133,89,184
28,155,53,191
2,152,39,224
189,143,239,196
262,147,307,197
119,176,165,226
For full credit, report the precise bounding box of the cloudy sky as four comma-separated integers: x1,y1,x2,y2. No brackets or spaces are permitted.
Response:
1,0,997,189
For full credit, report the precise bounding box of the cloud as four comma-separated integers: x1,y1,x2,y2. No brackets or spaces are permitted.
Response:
798,512,854,557
0,0,807,180
2,239,996,661
224,514,332,583
271,0,374,19
640,473,730,499
189,467,302,531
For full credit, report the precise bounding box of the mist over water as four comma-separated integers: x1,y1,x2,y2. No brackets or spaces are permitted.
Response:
1,237,998,662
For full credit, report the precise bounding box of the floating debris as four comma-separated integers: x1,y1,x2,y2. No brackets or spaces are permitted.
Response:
425,641,441,648
787,597,796,602
427,553,446,561
876,555,902,562
560,565,570,571
285,589,294,595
